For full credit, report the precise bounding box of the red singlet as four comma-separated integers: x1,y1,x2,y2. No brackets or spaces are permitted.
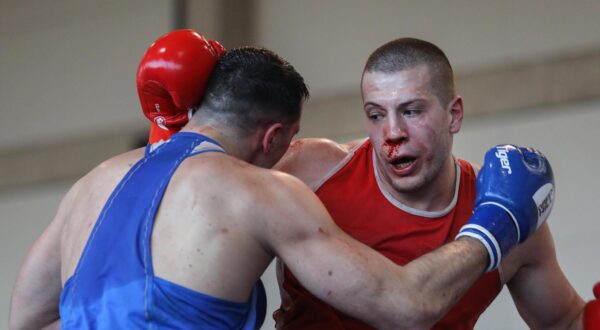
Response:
275,139,501,329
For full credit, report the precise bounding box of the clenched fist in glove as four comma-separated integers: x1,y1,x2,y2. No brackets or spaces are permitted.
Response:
137,29,225,143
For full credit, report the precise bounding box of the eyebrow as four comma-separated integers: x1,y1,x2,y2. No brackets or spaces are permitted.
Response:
363,98,427,110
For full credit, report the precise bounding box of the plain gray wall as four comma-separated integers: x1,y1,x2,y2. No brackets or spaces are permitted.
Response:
0,0,172,152
255,0,600,99
1,0,173,325
2,1,599,329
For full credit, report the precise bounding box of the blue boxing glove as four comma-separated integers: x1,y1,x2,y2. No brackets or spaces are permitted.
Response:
456,145,555,271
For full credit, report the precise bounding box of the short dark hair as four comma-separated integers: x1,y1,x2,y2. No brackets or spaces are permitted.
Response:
197,47,309,133
363,38,455,106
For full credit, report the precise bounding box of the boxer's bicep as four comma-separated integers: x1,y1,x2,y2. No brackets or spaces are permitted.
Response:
9,186,74,329
262,177,413,329
507,224,584,329
276,217,406,328
10,220,63,329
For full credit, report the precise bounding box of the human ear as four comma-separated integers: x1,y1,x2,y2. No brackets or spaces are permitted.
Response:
448,96,464,134
262,123,283,153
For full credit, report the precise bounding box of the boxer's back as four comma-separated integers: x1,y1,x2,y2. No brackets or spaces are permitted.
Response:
60,148,146,285
150,150,273,301
58,135,275,328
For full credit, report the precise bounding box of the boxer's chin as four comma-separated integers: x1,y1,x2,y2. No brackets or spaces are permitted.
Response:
388,160,436,193
389,173,425,193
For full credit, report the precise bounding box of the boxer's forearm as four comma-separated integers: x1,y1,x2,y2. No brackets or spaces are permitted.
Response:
275,221,484,329
375,237,487,329
296,236,487,330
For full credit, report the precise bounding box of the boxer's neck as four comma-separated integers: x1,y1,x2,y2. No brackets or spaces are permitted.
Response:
180,124,262,163
375,153,458,212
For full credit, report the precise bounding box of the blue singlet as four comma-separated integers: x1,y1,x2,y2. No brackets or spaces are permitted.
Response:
59,132,267,329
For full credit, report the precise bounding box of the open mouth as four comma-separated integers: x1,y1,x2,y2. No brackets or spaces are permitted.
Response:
390,156,416,169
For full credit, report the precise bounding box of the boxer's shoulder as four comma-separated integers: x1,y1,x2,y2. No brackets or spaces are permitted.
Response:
69,148,146,206
274,138,350,188
58,148,148,272
175,152,287,199
175,154,315,225
341,138,366,151
86,148,146,182
177,152,254,185
211,154,310,199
